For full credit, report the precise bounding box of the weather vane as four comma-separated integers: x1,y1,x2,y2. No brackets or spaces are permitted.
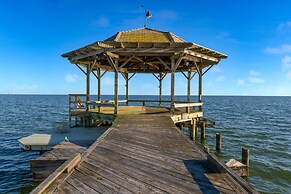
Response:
141,6,152,28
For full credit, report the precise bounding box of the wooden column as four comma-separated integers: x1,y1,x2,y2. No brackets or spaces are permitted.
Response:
97,68,101,101
170,59,175,113
198,66,202,112
86,64,90,111
125,73,129,106
187,69,191,103
114,60,118,115
159,72,162,106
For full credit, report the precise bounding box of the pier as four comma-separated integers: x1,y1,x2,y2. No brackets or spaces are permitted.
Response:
24,27,257,193
32,114,257,194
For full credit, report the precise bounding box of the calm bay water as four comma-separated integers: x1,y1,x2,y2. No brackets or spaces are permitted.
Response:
0,95,290,193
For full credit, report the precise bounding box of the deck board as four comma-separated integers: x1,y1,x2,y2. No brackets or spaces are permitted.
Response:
42,115,252,193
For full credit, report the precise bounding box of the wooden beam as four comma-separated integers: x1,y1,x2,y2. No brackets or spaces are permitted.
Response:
173,56,183,72
106,51,119,59
198,64,202,112
75,64,87,75
70,49,105,61
157,57,170,70
180,71,188,80
193,61,201,76
152,73,159,81
190,72,197,80
160,72,167,81
119,56,134,69
100,70,107,78
128,73,136,81
184,49,219,63
202,64,214,76
91,71,98,79
106,54,118,72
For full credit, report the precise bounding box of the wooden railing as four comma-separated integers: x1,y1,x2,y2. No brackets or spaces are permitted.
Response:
69,94,203,114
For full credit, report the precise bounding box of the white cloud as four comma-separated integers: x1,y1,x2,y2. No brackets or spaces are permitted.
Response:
282,55,291,70
237,79,245,85
248,77,265,84
212,66,222,73
277,21,291,32
93,16,110,27
216,76,225,82
264,44,291,54
65,73,79,82
249,70,260,76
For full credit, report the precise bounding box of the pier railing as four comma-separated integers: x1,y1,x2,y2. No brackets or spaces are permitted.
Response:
69,94,203,114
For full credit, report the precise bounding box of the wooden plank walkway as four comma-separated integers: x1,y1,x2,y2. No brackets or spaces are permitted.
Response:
36,115,256,194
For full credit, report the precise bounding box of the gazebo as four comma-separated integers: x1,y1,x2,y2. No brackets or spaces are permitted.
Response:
62,28,227,126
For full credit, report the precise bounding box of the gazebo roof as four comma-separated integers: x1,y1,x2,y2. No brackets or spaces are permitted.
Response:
62,27,227,73
105,28,185,43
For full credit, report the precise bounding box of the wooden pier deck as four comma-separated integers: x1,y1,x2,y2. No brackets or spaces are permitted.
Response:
33,115,256,194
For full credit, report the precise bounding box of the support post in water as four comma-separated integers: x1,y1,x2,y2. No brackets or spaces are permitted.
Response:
201,121,206,141
242,147,250,176
216,132,222,152
179,122,183,130
242,148,250,166
190,118,196,140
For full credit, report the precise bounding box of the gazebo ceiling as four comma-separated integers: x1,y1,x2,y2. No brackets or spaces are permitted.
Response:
62,28,227,73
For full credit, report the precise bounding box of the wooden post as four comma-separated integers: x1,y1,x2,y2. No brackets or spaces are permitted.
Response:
216,132,222,152
125,73,129,106
201,121,206,141
114,60,118,115
86,64,90,111
179,122,183,130
97,68,101,101
242,148,250,166
159,72,162,106
190,118,196,140
187,69,191,103
198,65,202,112
203,146,210,154
170,59,175,113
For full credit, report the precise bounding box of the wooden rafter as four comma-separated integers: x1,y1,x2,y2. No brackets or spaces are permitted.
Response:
75,64,87,75
202,64,214,76
157,57,170,70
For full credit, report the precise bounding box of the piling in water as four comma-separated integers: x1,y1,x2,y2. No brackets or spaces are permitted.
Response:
201,121,206,141
216,132,222,152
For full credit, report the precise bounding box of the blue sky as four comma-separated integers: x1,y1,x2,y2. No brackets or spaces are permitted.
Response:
1,0,291,96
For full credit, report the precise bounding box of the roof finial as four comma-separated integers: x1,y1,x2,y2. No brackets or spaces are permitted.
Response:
141,6,152,28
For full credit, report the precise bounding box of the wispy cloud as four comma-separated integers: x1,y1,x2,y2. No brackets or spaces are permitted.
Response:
211,66,222,73
216,76,225,82
249,70,260,76
248,77,265,84
264,44,291,54
277,21,291,32
282,55,291,70
65,73,79,82
92,16,110,27
236,79,245,86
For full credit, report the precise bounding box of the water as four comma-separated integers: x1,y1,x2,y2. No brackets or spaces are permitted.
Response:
0,95,290,193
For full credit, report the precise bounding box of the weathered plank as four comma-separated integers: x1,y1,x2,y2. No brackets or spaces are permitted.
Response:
33,115,257,194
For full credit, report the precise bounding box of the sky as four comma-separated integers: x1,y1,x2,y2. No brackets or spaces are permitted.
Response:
1,0,291,96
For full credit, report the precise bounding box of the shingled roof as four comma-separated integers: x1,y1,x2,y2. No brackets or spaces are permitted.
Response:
105,28,185,43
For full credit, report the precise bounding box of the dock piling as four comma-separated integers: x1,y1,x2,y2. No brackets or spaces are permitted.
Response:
216,132,222,152
190,118,196,140
242,147,250,166
201,121,206,141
